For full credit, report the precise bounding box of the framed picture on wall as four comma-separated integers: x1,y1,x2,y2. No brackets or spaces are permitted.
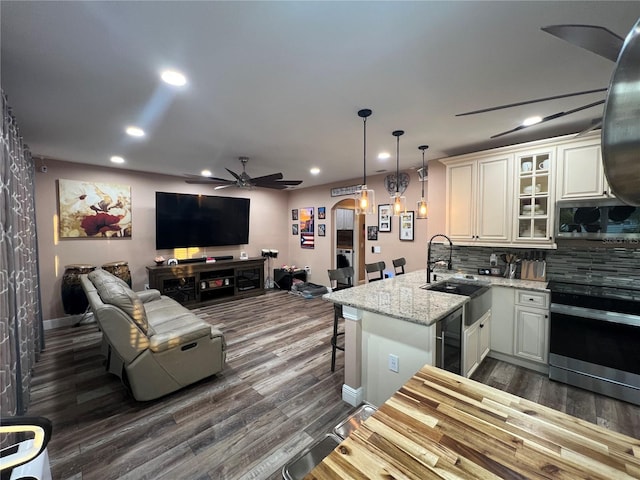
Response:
378,204,392,232
299,207,314,249
292,209,298,221
318,207,326,219
318,224,326,236
292,224,299,235
58,179,132,238
367,225,378,241
399,211,414,241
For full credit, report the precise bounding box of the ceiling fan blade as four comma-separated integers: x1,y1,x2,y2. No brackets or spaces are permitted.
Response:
250,172,284,183
541,24,624,62
255,183,289,190
225,168,242,181
214,184,234,190
456,88,607,116
490,99,605,139
185,179,234,185
273,180,303,186
576,118,603,137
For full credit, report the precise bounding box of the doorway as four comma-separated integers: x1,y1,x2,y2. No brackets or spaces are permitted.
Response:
332,199,365,284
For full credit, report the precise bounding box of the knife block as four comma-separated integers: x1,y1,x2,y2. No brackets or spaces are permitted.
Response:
520,260,546,281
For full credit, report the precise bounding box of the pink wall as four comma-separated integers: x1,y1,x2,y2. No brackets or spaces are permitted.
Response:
35,159,289,320
35,158,446,320
286,161,446,286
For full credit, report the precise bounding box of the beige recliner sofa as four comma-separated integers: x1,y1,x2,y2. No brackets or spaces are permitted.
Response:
80,269,226,401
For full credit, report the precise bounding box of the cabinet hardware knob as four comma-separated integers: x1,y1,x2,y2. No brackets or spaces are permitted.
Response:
480,323,484,328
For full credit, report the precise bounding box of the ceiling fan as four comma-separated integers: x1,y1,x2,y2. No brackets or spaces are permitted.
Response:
185,156,303,190
456,23,625,139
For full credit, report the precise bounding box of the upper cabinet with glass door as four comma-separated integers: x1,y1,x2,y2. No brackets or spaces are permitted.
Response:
515,148,554,245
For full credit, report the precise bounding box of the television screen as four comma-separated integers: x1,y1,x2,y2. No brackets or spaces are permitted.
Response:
156,192,250,249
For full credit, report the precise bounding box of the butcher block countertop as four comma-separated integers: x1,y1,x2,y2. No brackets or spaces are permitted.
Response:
306,365,640,479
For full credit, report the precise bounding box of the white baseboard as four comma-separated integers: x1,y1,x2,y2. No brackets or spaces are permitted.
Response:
342,384,363,407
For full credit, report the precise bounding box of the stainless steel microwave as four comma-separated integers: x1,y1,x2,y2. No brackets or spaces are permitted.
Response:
555,199,640,240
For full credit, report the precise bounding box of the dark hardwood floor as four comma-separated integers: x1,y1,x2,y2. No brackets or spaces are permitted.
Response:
29,291,640,479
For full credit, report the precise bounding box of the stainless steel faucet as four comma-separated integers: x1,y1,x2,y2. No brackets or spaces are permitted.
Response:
427,234,453,283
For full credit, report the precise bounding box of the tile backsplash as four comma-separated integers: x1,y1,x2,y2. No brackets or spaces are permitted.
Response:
443,243,640,288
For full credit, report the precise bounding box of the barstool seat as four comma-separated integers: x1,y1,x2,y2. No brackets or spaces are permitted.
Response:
327,267,353,372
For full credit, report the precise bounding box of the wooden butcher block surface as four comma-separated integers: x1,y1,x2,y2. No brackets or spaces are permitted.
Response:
306,365,640,479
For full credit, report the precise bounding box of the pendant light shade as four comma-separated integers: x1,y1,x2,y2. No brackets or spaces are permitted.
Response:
391,130,406,216
416,145,429,219
356,109,375,215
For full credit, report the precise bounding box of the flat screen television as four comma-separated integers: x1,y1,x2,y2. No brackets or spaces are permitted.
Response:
156,192,250,249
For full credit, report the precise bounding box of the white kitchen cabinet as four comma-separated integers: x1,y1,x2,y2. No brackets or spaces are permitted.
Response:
490,286,515,355
463,310,491,377
444,154,513,244
336,208,355,230
514,290,549,365
556,137,611,200
514,147,555,245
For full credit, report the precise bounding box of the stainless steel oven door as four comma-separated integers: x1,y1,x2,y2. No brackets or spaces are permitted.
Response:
549,303,640,405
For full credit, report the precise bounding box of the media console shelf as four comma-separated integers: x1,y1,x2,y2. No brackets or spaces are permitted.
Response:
146,257,265,308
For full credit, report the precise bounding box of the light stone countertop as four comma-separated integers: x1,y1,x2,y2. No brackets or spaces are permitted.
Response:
323,270,549,327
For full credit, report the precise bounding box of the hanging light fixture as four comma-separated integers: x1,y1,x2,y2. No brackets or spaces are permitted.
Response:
391,130,406,216
416,145,429,219
355,108,375,215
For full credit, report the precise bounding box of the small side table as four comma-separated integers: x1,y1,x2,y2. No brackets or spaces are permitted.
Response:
273,269,307,291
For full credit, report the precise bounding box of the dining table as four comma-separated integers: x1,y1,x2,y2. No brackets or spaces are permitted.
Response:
305,364,640,479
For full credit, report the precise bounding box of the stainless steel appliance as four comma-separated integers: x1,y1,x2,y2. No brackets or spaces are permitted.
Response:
555,199,640,240
548,280,640,406
431,278,492,375
435,307,462,375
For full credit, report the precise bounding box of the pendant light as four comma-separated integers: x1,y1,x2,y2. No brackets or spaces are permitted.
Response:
416,145,429,219
355,108,375,215
391,130,406,216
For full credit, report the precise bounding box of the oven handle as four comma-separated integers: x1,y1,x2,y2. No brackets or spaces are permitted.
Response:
550,303,640,327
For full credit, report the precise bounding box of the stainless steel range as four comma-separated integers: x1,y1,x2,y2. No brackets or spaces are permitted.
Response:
548,280,640,406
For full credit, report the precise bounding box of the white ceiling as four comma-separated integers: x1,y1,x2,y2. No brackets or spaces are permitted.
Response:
2,1,638,189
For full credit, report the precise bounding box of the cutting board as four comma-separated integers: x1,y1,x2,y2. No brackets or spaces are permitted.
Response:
520,260,546,281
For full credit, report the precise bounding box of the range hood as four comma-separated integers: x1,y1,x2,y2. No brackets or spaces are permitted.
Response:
602,17,640,206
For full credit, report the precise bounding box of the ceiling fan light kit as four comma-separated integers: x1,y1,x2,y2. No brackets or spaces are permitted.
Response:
356,108,376,216
416,145,429,219
391,130,406,216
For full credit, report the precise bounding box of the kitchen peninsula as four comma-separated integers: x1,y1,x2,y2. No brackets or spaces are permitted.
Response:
323,270,548,407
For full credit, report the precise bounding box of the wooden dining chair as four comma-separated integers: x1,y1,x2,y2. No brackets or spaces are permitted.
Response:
327,267,354,372
365,261,386,282
392,257,406,275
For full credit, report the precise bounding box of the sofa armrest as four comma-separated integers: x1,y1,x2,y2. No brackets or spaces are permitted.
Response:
137,289,161,303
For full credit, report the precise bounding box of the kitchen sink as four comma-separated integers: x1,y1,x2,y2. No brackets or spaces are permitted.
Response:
424,280,488,297
421,279,492,326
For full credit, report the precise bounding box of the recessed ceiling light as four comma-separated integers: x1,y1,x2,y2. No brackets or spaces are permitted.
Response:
125,126,145,137
110,156,125,164
161,69,187,86
378,152,391,160
310,167,320,175
201,169,212,177
522,116,542,126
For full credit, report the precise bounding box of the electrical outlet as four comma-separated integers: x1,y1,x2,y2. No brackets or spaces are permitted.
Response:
388,354,399,373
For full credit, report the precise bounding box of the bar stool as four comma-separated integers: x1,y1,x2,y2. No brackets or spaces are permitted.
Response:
365,261,386,282
392,257,406,276
327,267,353,372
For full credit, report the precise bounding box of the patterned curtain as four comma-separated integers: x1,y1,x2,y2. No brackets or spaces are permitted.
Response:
0,91,44,416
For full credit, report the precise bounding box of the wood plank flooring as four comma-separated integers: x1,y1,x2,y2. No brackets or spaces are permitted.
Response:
28,291,640,479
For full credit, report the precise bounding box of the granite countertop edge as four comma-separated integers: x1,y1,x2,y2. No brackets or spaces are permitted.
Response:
323,270,549,326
